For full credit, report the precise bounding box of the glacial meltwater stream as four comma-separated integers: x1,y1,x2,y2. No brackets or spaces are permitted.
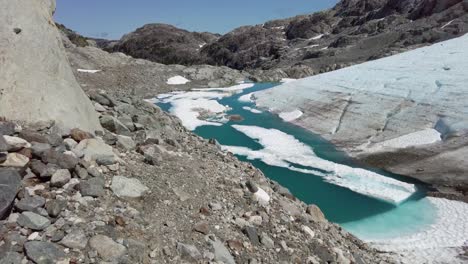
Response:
153,82,468,261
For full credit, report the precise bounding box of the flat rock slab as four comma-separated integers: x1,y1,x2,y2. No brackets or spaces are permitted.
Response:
89,235,126,262
17,211,51,230
15,196,46,212
24,241,66,263
74,139,117,165
111,176,149,198
0,169,21,219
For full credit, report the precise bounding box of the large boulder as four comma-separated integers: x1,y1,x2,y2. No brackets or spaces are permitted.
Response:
0,0,101,134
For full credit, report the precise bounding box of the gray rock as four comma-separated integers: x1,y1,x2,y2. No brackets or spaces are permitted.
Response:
0,152,6,164
17,212,50,230
29,160,57,179
24,241,66,263
0,252,23,264
79,177,105,197
116,135,136,151
15,196,46,212
0,136,8,152
210,239,236,264
87,166,102,177
42,149,79,170
0,169,21,219
177,242,202,260
74,165,88,179
74,139,117,165
60,230,88,249
111,176,148,198
306,204,326,223
0,122,16,136
0,0,101,133
63,138,78,150
30,142,51,158
100,115,131,136
243,226,260,246
50,169,71,187
89,235,126,262
260,233,275,248
45,199,66,218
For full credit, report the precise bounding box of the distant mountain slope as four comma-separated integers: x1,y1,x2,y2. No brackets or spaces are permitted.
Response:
101,0,467,79
103,23,220,65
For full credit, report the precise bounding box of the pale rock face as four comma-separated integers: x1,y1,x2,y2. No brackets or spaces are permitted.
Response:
0,0,101,133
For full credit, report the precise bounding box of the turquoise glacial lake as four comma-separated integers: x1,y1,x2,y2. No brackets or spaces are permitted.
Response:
157,82,437,241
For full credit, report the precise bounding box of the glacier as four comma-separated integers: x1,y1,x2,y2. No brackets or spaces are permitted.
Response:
254,34,468,154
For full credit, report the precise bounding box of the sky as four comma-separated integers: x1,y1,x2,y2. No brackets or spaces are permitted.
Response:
54,0,339,40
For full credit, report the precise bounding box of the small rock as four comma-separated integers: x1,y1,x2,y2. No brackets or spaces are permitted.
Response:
100,115,131,136
74,165,88,179
89,235,127,262
50,169,71,187
260,232,275,248
60,230,88,250
243,226,260,246
15,196,46,212
42,149,78,170
0,153,29,168
94,102,107,112
30,142,51,157
193,221,209,235
0,169,21,219
306,204,326,223
70,128,92,142
111,176,148,198
177,242,202,260
63,138,78,150
24,241,66,263
209,202,222,211
79,177,105,197
19,130,48,143
0,136,8,152
17,211,51,230
0,121,16,135
4,135,31,151
116,135,136,151
74,139,117,165
210,239,235,264
302,225,316,239
227,240,243,252
45,199,67,218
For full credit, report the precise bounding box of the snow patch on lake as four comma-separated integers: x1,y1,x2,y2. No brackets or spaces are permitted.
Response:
279,110,303,121
167,76,191,85
362,129,442,153
222,125,416,204
192,83,255,92
154,83,258,130
77,69,101,73
239,92,256,103
242,106,262,114
371,197,468,264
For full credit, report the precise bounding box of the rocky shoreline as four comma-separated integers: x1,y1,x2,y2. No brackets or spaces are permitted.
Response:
0,93,395,263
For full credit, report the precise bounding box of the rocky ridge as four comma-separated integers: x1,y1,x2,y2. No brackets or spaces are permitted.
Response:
0,94,394,263
99,0,468,80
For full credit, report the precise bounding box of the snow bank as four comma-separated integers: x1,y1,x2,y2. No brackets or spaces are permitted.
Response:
371,197,468,264
223,125,416,204
167,76,190,85
363,129,442,153
192,83,255,92
242,106,262,114
239,92,256,103
280,78,297,83
77,69,101,73
279,110,303,122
